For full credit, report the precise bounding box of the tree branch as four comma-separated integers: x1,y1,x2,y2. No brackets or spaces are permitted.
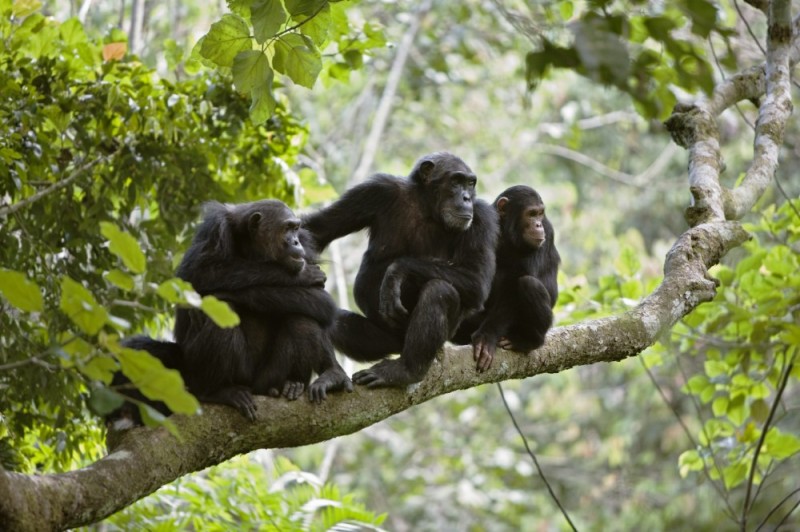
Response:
0,156,107,217
665,12,798,225
0,219,749,531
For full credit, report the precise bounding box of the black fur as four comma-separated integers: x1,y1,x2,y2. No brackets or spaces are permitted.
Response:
110,200,352,426
303,152,499,388
454,185,560,371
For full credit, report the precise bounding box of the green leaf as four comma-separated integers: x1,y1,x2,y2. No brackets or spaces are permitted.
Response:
104,269,135,291
614,246,642,279
200,296,240,328
59,277,109,335
763,245,796,277
711,396,728,417
0,269,44,312
273,33,321,88
116,346,199,415
571,16,630,86
250,76,277,122
251,0,287,43
200,14,253,68
87,386,125,416
765,428,800,459
559,0,574,20
750,399,769,424
678,449,703,478
100,222,146,274
683,374,708,395
157,278,201,306
722,461,748,489
704,360,728,378
60,17,87,46
284,0,326,18
296,4,331,46
79,355,119,384
232,50,271,94
726,394,747,425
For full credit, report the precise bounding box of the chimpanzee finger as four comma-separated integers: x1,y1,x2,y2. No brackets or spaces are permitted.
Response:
477,346,494,372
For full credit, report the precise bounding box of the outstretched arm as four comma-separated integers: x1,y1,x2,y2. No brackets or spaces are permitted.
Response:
303,175,399,251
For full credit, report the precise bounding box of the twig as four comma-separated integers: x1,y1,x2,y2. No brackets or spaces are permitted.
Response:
0,156,107,217
742,352,796,528
497,383,578,531
349,0,432,186
639,358,738,519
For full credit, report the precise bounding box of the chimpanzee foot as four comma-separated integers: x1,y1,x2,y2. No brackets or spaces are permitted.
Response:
282,381,305,401
309,368,353,403
352,358,422,389
205,386,257,421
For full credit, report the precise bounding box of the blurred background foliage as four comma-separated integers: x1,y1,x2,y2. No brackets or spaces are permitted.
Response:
1,0,798,529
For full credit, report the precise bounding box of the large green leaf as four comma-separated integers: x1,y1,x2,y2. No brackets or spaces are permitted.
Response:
252,0,287,43
232,50,271,94
200,14,253,68
0,269,44,312
201,295,241,328
116,346,200,415
273,33,321,88
100,222,146,274
250,76,277,122
59,277,109,335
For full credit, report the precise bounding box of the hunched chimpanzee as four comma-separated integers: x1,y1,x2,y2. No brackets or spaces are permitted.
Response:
110,200,352,426
303,152,499,388
453,185,560,371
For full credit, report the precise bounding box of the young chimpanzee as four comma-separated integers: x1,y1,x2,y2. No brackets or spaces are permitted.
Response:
453,185,560,371
303,152,499,388
111,200,352,426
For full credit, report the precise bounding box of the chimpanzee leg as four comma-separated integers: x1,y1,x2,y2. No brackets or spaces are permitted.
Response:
331,309,404,362
179,311,258,420
503,275,553,352
352,279,460,388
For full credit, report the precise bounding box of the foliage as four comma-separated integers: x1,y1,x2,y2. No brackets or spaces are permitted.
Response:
646,200,800,528
197,0,386,122
522,0,729,120
0,1,308,470
88,455,386,530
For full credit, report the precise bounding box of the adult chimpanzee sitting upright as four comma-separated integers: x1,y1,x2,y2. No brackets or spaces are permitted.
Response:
453,185,560,371
110,200,352,426
303,152,498,388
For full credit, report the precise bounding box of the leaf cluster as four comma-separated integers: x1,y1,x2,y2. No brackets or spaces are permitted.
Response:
0,2,308,470
525,0,731,119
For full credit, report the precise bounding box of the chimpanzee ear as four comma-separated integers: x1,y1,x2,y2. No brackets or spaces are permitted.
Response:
412,159,436,185
495,197,509,217
248,211,263,233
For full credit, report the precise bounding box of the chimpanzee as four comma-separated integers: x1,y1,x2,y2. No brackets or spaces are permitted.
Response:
110,200,352,426
453,185,560,371
303,152,498,388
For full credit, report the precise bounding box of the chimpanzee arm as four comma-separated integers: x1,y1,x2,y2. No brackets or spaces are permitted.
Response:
183,259,326,294
215,287,337,327
380,200,498,321
302,175,401,251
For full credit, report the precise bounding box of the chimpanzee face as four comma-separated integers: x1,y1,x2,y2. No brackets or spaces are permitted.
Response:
496,188,548,250
412,153,477,232
248,201,306,274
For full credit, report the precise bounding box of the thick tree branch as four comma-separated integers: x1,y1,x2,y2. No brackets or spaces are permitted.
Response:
0,220,749,531
665,11,797,225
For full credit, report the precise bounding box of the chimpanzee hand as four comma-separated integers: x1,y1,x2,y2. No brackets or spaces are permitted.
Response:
471,330,498,372
379,263,408,327
308,366,353,403
299,263,327,287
